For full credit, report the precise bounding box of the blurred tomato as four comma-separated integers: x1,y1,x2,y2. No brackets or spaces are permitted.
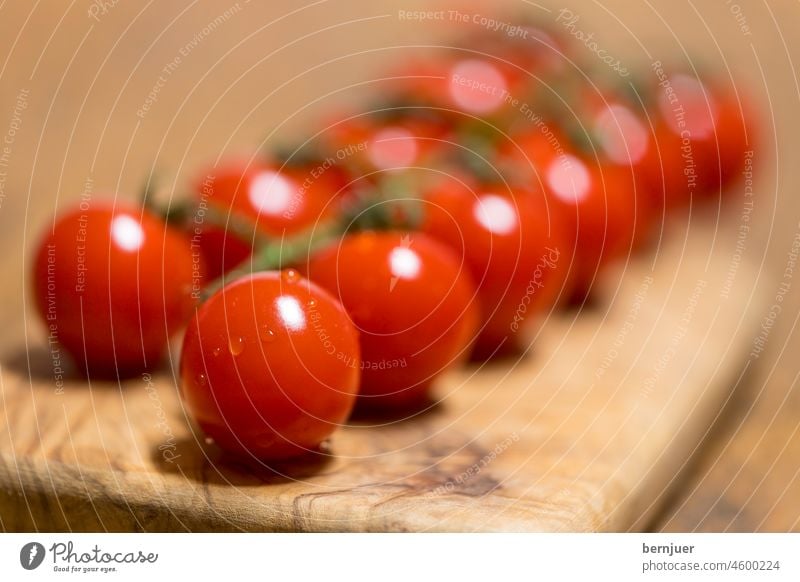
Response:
422,175,569,357
190,158,340,279
644,72,754,206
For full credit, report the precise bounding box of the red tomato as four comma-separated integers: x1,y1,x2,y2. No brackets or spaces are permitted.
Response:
500,129,638,301
546,153,638,300
33,203,199,377
322,113,450,176
422,176,569,358
385,55,528,119
190,158,341,279
582,95,659,247
646,73,754,205
304,231,478,409
180,271,360,460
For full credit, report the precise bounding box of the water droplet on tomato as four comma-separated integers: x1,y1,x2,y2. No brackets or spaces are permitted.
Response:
307,298,317,308
282,269,299,283
212,347,221,357
197,373,207,386
228,336,245,356
260,325,276,343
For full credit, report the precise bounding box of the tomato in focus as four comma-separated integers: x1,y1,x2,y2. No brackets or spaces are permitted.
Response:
180,271,360,460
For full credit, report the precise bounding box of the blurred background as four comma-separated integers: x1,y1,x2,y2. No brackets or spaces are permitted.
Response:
0,0,798,530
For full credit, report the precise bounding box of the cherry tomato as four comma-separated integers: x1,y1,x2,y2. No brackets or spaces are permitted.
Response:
500,129,639,301
422,176,569,358
576,92,660,247
645,72,754,205
180,271,360,460
322,113,451,177
386,54,529,119
33,203,199,377
304,231,478,408
190,158,340,279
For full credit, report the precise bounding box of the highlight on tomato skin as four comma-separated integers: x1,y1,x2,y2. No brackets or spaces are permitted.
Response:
303,230,480,410
421,175,570,359
32,203,200,378
180,271,361,461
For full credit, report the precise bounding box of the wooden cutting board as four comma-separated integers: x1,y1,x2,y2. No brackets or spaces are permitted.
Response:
0,215,769,532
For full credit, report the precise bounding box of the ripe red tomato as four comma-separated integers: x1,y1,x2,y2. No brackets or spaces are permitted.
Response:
581,96,660,246
303,231,478,409
321,113,451,177
386,54,528,119
180,271,360,460
422,176,569,358
645,73,754,205
190,158,341,279
33,203,200,377
500,129,639,301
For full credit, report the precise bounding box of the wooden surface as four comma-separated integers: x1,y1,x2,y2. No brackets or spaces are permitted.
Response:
0,221,770,531
0,0,798,531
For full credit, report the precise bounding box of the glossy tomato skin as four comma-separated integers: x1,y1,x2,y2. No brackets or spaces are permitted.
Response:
180,271,360,460
304,231,478,408
33,203,199,377
422,177,569,358
191,158,339,279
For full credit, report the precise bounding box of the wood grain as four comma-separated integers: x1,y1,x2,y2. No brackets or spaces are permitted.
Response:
0,219,770,531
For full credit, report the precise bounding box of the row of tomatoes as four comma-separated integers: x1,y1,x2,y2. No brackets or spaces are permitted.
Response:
33,22,755,460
